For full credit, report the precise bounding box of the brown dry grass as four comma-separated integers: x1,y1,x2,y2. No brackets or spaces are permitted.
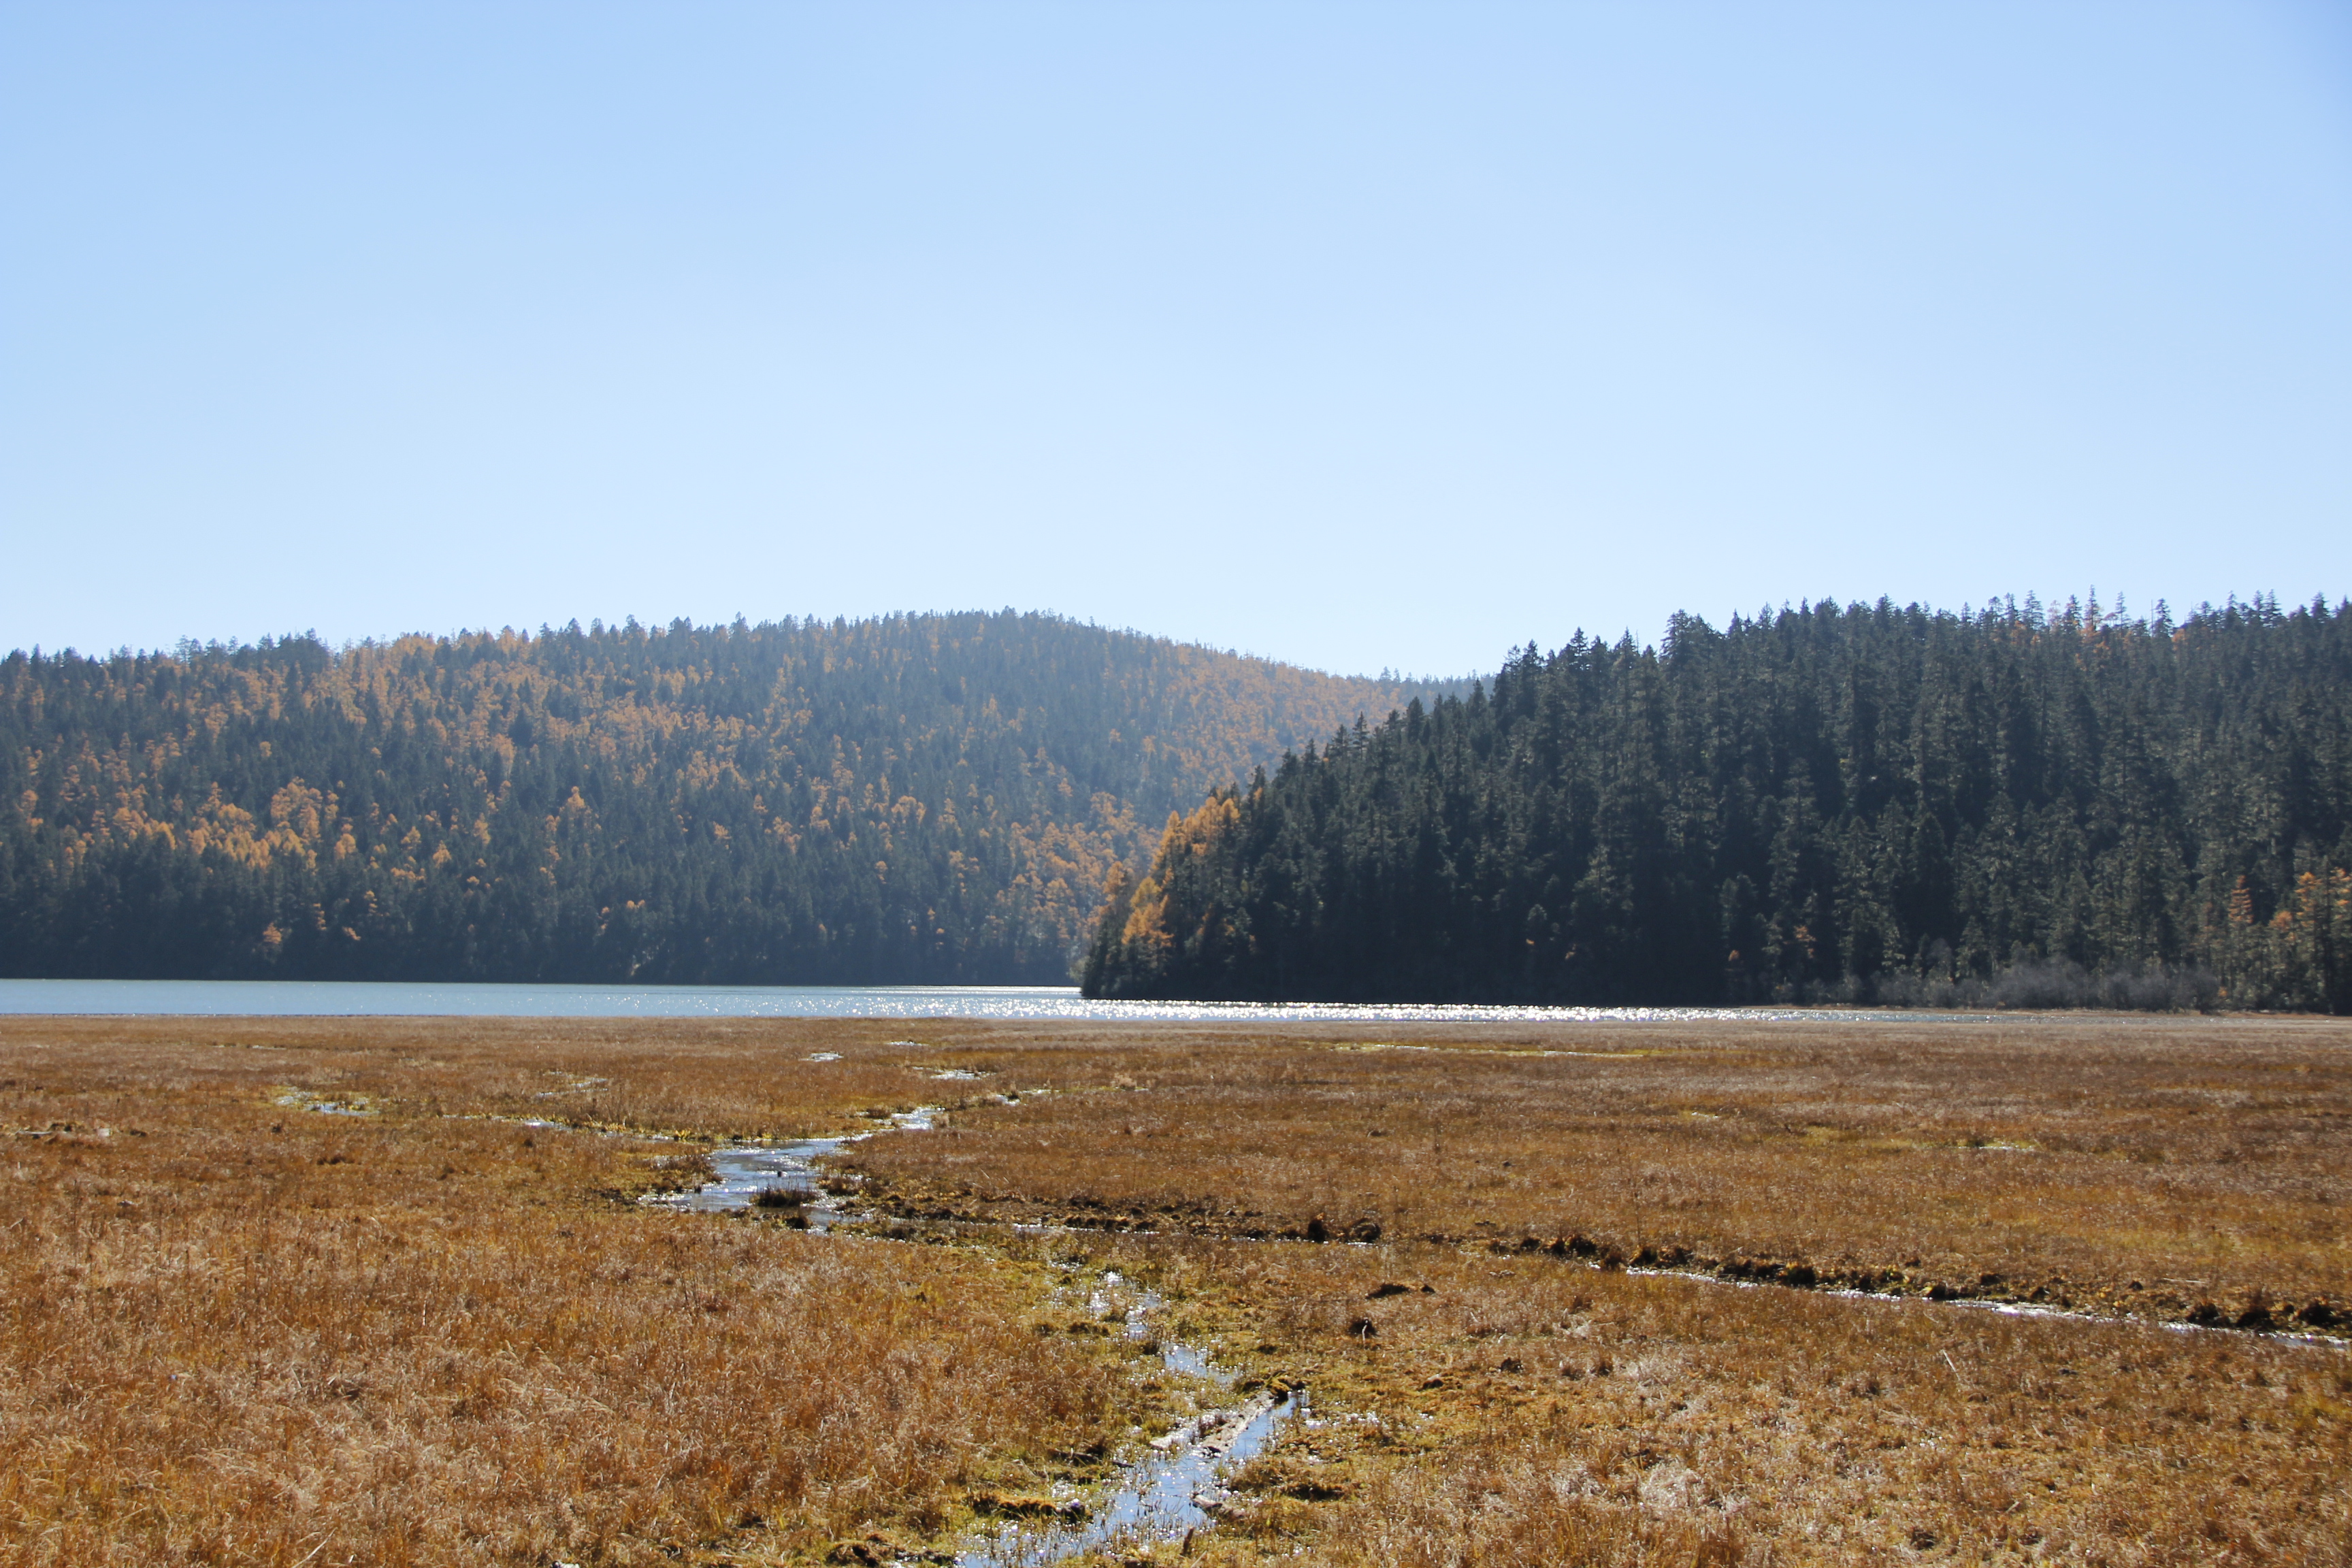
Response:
0,1013,960,1139
0,1017,1149,1566
3,1011,2348,1567
837,1012,2352,1324
1064,1232,2351,1566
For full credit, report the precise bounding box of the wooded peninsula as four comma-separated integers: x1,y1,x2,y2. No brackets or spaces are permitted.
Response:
1084,594,2351,1012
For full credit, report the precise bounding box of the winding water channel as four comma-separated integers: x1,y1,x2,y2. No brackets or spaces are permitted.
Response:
950,1275,1303,1568
653,1109,932,1221
653,1112,1305,1566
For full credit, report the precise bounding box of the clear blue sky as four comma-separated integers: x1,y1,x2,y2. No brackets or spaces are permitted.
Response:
4,3,2348,678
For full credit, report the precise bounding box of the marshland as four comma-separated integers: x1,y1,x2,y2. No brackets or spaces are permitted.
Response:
14,3,2352,1562
1,1010,2345,1566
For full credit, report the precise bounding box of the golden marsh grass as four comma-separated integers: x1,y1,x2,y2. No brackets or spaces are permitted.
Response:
1,1011,2346,1565
1039,1231,2350,1565
842,1013,2352,1324
0,1018,1144,1566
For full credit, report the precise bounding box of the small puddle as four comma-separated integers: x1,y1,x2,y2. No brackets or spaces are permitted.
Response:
651,1107,937,1221
273,1090,374,1117
957,1274,1303,1568
659,1137,850,1218
958,1394,1298,1568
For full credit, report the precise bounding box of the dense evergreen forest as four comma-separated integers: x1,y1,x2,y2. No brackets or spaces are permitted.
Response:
0,613,1440,983
1084,595,2352,1013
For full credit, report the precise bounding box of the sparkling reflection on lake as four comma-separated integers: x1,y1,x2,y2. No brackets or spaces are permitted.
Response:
0,978,1989,1023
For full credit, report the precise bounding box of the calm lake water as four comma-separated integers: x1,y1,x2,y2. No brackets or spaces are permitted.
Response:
0,978,1985,1023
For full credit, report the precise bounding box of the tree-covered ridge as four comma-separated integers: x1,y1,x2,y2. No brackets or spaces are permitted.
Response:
1084,595,2352,1012
0,612,1440,983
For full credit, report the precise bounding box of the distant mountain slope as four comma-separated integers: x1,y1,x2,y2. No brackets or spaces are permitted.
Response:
1084,595,2352,1012
0,612,1437,982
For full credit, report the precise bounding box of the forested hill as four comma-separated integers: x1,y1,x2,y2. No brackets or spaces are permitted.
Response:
1083,595,2352,1013
0,613,1444,983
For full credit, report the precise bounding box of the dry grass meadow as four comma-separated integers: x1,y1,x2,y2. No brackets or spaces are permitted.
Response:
0,1018,1149,1567
1,1011,2346,1565
844,1013,2352,1326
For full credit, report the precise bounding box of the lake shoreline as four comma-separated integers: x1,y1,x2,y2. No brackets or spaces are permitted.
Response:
0,975,2023,1024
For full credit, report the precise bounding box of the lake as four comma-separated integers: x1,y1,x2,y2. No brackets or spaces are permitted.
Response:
0,978,1974,1023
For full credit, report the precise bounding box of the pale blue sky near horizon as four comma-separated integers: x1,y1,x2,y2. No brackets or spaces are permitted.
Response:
3,3,2348,679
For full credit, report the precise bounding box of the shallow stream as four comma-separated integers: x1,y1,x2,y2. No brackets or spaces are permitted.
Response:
642,1088,2345,1561
663,1120,1303,1565
955,1273,1303,1568
652,1107,934,1220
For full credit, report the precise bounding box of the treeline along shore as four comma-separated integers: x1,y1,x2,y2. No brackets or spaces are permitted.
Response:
0,612,1442,983
1085,594,2352,1012
10,595,2350,1009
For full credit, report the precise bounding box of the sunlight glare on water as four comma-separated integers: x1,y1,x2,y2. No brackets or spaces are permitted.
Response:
0,979,1994,1022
